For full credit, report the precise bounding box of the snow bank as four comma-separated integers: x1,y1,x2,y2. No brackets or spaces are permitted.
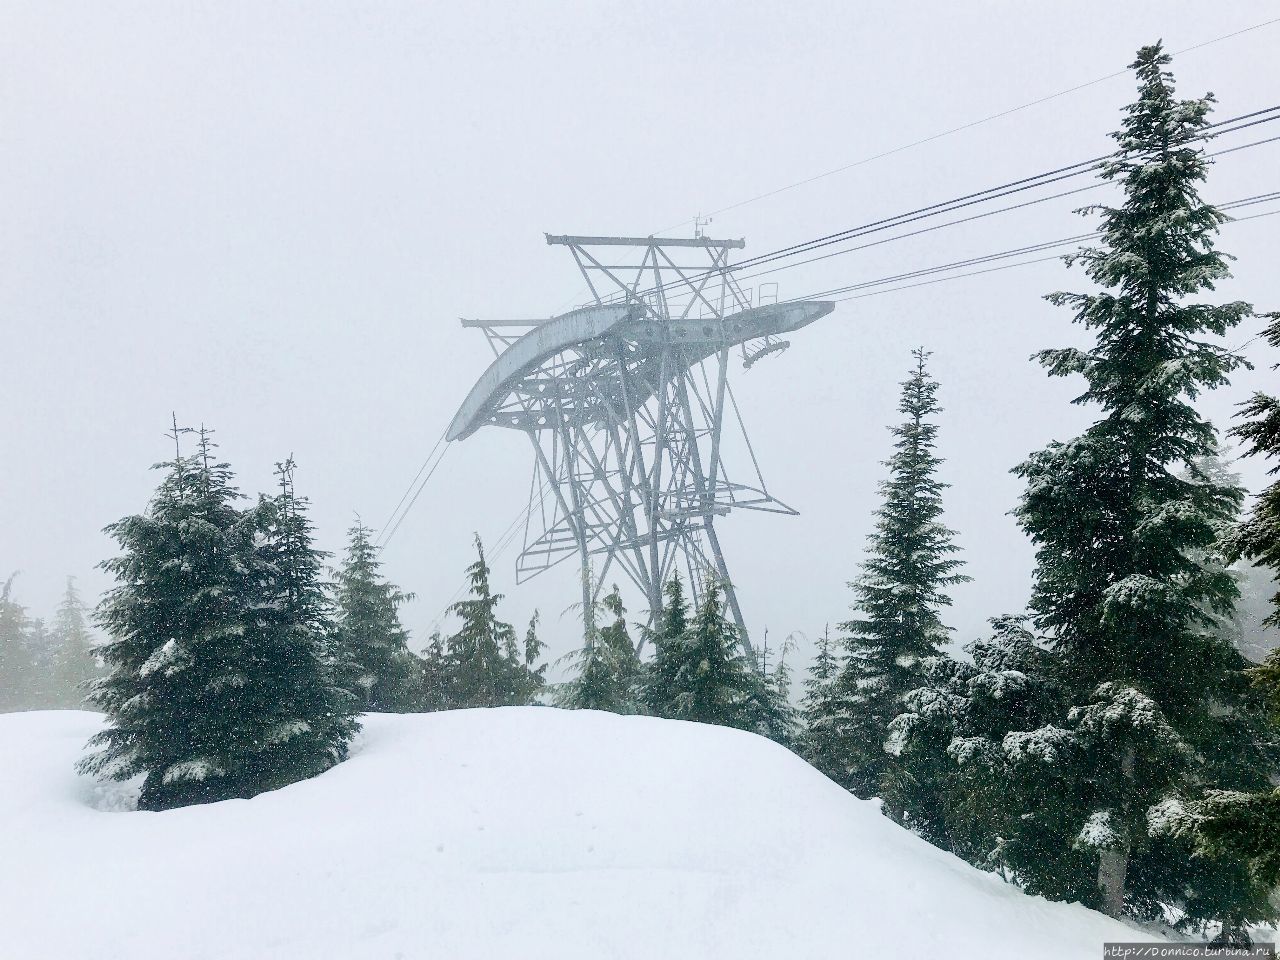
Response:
0,708,1153,959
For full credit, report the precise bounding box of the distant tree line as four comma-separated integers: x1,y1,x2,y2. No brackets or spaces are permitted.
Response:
0,575,99,712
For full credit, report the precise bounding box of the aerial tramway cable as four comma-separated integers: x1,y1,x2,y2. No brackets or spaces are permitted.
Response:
658,16,1280,233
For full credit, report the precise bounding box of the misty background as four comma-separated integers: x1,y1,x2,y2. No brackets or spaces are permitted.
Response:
2,1,1278,674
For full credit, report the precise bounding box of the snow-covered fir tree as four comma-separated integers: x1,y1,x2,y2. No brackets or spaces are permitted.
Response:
832,347,967,797
438,536,544,708
885,616,1094,896
47,576,98,708
521,612,548,702
1009,44,1268,921
663,576,759,730
558,584,642,713
80,428,357,810
750,632,798,747
418,630,449,711
332,519,421,711
246,459,361,786
641,573,691,718
799,625,847,780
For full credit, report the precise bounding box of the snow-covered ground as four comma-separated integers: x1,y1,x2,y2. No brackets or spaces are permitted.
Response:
0,708,1155,959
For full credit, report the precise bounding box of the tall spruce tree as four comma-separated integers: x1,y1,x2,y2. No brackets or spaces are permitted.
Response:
1009,44,1264,920
48,576,98,708
332,520,421,711
80,429,356,810
441,536,544,708
833,348,967,796
558,584,642,713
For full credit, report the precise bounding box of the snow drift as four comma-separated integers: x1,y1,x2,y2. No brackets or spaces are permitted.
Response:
0,708,1152,959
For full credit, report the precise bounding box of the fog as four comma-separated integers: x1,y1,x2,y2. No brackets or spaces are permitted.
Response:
3,1,1277,671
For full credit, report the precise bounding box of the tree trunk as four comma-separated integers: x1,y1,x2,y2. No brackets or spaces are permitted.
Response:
1097,845,1130,919
1098,745,1136,918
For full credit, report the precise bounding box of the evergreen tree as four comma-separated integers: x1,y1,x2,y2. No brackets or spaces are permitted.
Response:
418,630,449,711
558,585,641,713
519,612,548,704
834,348,967,796
441,536,544,708
22,618,55,707
1009,44,1263,919
641,573,692,717
886,617,1094,897
48,577,98,708
799,625,847,780
666,576,759,730
750,633,798,747
0,572,37,712
332,520,421,711
246,459,361,785
80,428,356,810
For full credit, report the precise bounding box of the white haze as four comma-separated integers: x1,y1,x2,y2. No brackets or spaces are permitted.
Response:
2,1,1277,674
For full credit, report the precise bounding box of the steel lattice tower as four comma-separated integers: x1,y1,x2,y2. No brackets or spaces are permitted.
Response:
448,234,833,651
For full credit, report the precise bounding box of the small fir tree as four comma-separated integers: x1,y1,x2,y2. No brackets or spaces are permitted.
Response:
442,536,544,708
667,576,759,730
0,574,39,712
558,585,641,713
48,577,99,708
750,632,799,746
799,625,848,780
418,630,449,711
332,520,421,711
641,573,692,718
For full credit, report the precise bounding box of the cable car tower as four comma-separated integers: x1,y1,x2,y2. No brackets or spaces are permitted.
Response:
448,234,833,651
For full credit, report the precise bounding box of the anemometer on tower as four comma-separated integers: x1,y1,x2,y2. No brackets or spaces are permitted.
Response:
448,234,834,651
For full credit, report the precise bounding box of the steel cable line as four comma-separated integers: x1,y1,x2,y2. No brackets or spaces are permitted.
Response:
554,20,1279,311
375,427,449,548
726,133,1280,289
697,107,1280,281
378,439,453,549
656,16,1280,233
810,202,1280,305
583,108,1280,313
607,107,1280,305
782,189,1280,303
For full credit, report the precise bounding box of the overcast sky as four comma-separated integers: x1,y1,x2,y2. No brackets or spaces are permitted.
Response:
3,1,1277,673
